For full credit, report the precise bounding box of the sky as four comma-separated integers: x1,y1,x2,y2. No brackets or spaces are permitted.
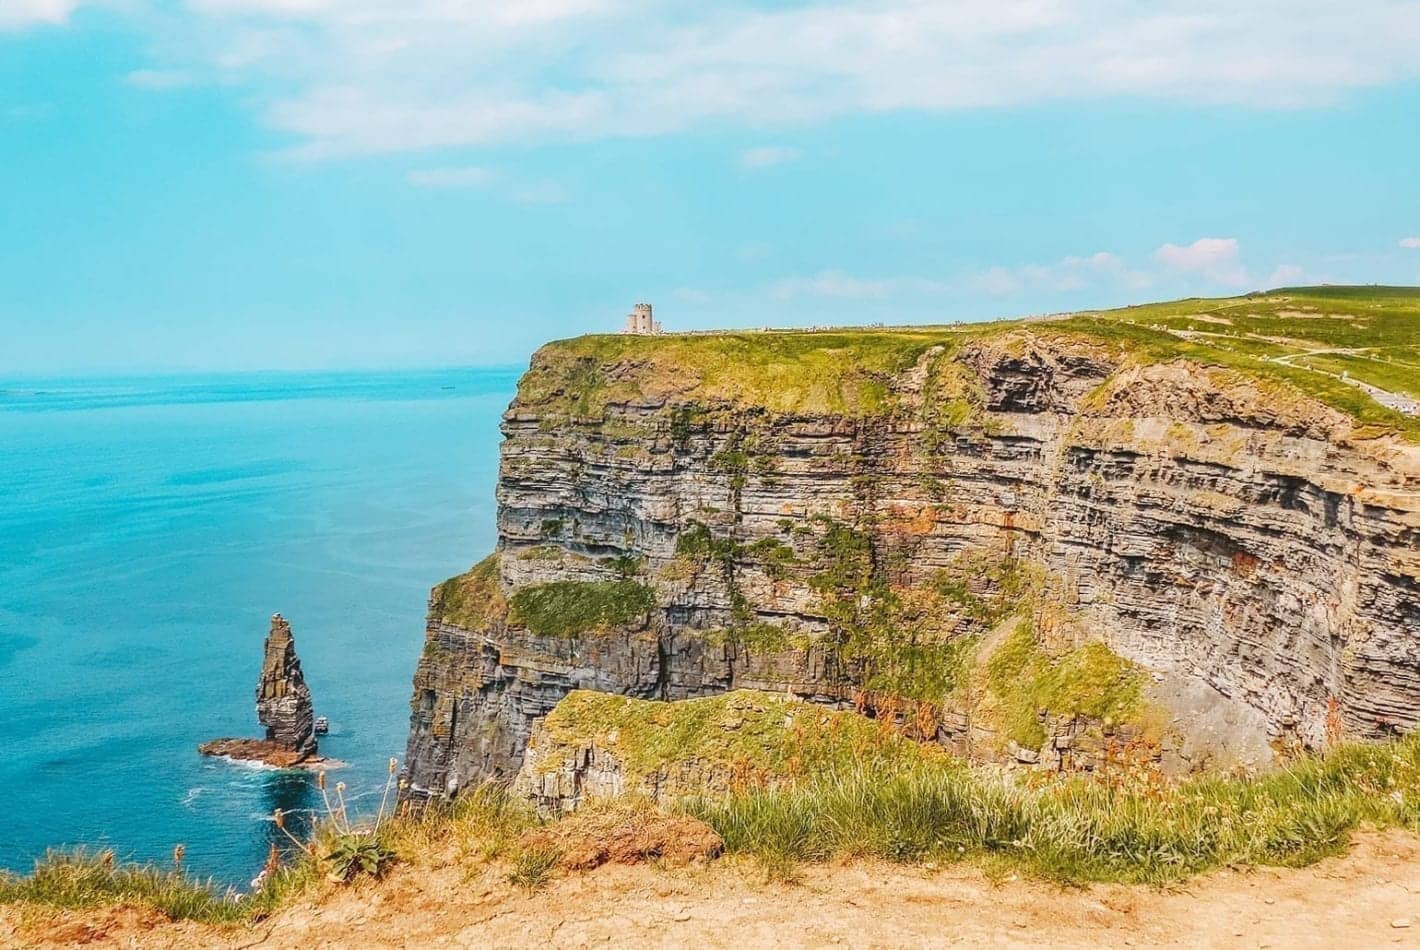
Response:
2,1,1420,374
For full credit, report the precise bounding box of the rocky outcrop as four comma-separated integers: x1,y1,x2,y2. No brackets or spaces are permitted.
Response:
403,327,1420,802
202,614,330,769
257,614,317,759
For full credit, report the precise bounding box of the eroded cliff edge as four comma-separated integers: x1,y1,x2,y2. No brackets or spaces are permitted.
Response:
404,291,1420,802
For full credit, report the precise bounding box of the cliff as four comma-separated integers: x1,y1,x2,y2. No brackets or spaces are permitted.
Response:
403,287,1420,801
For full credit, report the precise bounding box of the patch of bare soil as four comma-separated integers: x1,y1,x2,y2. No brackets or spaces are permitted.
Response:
5,831,1418,949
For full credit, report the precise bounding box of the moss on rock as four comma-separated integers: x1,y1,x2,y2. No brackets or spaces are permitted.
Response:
984,620,1147,749
508,579,656,638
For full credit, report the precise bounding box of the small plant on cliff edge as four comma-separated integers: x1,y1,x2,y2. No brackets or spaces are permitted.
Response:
323,836,396,884
272,759,400,884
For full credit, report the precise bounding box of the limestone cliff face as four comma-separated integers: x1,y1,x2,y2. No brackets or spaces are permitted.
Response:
403,329,1419,801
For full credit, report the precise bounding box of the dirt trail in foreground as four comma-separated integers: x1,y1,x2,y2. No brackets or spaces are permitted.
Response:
6,831,1418,949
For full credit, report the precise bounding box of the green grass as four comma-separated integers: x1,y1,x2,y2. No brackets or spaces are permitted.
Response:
0,847,319,925
14,732,1416,923
1294,351,1420,399
381,782,538,867
518,286,1420,440
506,845,562,890
515,327,989,418
687,730,1420,884
430,554,505,631
0,784,534,929
508,579,655,638
531,690,942,782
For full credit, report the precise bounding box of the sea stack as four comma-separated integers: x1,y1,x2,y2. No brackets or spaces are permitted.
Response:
257,614,317,760
200,613,333,769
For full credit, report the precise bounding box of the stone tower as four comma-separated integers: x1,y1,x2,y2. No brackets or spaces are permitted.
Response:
256,614,317,760
623,302,661,334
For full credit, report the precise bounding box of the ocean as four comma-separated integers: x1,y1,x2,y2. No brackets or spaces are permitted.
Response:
0,368,520,887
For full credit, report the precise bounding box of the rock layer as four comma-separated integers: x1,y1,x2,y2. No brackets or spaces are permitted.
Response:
404,330,1420,802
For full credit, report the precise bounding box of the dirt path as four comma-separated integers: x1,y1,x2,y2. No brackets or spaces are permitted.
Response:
6,831,1418,949
1166,328,1420,416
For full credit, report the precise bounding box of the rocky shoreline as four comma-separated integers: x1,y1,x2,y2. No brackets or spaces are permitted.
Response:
197,738,342,770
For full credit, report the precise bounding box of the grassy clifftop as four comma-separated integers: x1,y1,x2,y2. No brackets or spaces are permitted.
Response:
515,286,1420,438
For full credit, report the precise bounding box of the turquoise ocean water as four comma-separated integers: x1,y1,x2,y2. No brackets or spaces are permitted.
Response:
0,368,518,887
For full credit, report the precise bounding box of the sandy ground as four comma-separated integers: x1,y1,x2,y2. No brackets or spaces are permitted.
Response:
5,831,1418,949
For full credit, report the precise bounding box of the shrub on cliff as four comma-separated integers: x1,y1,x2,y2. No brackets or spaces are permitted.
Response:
984,620,1146,749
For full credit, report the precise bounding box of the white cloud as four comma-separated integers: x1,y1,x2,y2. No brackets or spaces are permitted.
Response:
112,1,1420,157
1154,237,1251,287
1267,263,1307,286
0,0,78,29
406,166,494,188
739,146,802,169
1400,237,1420,249
973,251,1153,296
769,270,948,301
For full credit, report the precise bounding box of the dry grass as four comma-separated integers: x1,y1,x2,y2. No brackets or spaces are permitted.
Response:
517,799,723,871
688,730,1420,885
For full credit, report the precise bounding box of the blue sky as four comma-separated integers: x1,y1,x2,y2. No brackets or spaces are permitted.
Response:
3,1,1419,374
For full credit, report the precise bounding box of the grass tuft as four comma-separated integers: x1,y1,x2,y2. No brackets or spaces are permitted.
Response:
506,845,562,890
0,848,318,925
